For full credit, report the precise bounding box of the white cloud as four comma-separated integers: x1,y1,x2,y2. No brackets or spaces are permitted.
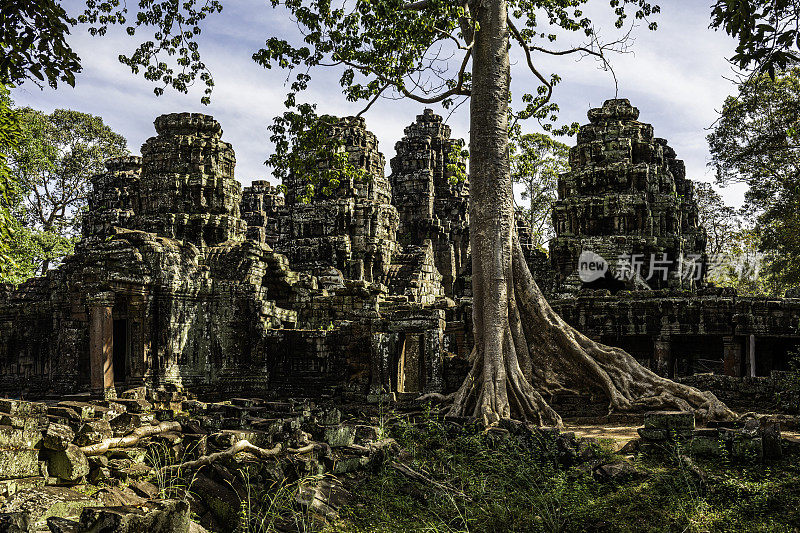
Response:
14,0,745,208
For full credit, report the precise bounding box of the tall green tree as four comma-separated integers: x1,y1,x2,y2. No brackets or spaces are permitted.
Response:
0,85,22,279
7,108,127,277
707,67,800,288
510,131,569,249
247,0,733,425
693,182,741,256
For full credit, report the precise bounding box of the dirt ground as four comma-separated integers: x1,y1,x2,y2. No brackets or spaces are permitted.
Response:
564,421,800,451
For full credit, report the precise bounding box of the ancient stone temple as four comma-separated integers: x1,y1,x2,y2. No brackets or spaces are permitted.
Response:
1,102,800,406
0,111,461,401
550,99,800,380
550,99,707,294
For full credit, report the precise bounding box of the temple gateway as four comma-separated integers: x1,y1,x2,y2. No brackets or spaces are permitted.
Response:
1,100,799,403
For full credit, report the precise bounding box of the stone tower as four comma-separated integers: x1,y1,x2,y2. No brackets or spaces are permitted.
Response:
279,116,399,282
550,99,706,293
240,180,286,248
389,109,469,297
82,156,142,241
135,113,247,247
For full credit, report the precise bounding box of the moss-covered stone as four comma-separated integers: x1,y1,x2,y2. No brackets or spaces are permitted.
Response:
47,445,89,482
643,411,695,431
0,450,40,480
43,424,75,451
323,426,355,448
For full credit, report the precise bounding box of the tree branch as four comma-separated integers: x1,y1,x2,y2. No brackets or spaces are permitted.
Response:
356,83,390,117
403,0,432,11
343,47,471,105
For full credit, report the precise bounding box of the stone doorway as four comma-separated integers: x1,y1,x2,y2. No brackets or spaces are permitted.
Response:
395,333,426,394
112,319,127,384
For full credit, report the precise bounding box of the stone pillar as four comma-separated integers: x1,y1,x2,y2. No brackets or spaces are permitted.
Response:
126,294,149,386
369,332,393,395
748,334,756,377
722,335,744,377
653,335,672,378
89,292,116,399
423,328,443,394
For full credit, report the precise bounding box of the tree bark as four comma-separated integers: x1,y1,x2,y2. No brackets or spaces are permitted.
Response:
450,0,734,426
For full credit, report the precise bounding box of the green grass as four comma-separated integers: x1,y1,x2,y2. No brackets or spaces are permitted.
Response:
331,415,800,533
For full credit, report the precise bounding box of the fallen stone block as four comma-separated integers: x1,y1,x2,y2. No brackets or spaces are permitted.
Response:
0,449,41,481
43,424,76,451
109,413,146,437
643,411,695,432
0,512,28,533
689,429,724,457
190,474,241,532
114,398,153,414
0,477,46,500
47,445,89,482
75,420,113,447
0,400,47,418
1,486,99,527
0,422,41,450
209,429,271,449
731,436,763,463
322,426,355,448
296,477,352,520
47,407,81,425
56,403,96,421
592,460,644,482
49,499,190,533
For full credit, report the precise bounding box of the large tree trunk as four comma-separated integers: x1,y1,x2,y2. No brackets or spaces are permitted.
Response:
450,0,734,426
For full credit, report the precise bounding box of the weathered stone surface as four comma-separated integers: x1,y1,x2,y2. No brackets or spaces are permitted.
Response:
295,477,352,520
43,424,75,451
0,423,40,451
76,499,190,533
75,420,112,447
643,411,695,432
689,429,724,456
47,445,89,482
190,475,241,532
593,461,643,482
0,486,99,527
322,426,356,448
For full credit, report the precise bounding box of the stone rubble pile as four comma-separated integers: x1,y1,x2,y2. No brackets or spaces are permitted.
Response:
0,389,399,532
636,411,783,462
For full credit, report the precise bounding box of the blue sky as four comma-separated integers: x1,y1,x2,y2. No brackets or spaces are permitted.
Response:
12,0,747,207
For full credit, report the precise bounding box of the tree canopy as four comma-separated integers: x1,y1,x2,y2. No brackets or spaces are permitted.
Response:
4,107,127,280
0,0,81,89
708,67,800,289
710,0,800,78
510,131,569,249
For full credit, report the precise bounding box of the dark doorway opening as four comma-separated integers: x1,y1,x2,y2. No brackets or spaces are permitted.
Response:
672,335,724,376
394,333,426,394
113,319,127,384
755,336,800,376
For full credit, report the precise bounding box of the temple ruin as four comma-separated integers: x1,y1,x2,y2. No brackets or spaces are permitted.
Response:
1,100,799,404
